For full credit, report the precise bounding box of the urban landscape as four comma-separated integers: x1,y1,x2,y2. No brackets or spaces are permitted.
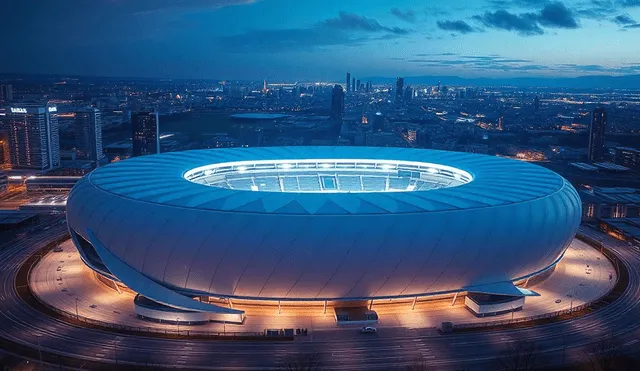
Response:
2,0,640,370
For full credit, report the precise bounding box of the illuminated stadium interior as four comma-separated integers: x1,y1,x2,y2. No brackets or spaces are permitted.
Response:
184,159,473,193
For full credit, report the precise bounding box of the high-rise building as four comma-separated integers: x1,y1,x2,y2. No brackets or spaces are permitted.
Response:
0,85,13,103
330,85,345,121
366,81,371,93
132,111,160,157
612,147,640,171
404,86,413,103
346,72,351,92
588,108,607,162
75,107,104,164
534,96,540,112
356,79,361,92
352,78,356,93
373,112,384,132
6,104,60,170
395,77,404,105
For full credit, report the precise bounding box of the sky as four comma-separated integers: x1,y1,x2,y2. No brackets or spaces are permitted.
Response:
2,0,640,81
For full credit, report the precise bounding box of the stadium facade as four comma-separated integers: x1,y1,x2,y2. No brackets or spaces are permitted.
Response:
66,147,581,322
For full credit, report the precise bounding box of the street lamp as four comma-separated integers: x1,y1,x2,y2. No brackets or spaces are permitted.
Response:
36,334,43,369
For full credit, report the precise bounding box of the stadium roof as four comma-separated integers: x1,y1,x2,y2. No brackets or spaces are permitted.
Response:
87,147,565,216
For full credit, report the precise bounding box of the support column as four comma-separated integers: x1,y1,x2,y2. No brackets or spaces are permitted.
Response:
228,298,233,309
451,292,459,306
323,300,327,314
369,299,373,310
110,278,122,294
524,277,531,288
411,296,417,310
278,300,281,314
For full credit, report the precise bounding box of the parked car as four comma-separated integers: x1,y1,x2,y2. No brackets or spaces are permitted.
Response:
360,326,377,334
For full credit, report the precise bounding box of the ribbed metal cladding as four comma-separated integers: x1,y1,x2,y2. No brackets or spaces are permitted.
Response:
66,147,581,302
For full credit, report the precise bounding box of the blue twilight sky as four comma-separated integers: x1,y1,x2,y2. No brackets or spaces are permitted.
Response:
1,0,640,81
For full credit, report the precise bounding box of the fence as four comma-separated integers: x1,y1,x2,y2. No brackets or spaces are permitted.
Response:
22,238,291,340
451,233,626,331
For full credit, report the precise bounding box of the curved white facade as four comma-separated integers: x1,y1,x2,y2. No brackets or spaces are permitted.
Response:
66,147,581,303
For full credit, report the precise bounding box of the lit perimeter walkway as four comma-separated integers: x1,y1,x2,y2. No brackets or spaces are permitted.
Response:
29,238,615,334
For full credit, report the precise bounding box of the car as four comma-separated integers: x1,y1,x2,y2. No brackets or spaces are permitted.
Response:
360,326,377,334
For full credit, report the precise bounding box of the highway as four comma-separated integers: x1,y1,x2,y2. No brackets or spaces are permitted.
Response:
1,221,640,370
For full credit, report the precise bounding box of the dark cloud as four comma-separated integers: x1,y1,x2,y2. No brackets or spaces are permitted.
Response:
614,14,636,24
471,1,579,36
436,20,477,34
322,12,411,34
390,8,416,23
218,12,412,53
623,22,640,28
473,10,543,35
619,0,640,7
537,2,579,28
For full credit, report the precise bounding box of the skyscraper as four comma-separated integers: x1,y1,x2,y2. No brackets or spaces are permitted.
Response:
132,111,160,157
330,85,345,121
356,79,361,92
395,77,404,105
588,107,607,162
352,77,356,93
0,85,13,103
7,104,60,170
346,72,351,92
75,107,104,164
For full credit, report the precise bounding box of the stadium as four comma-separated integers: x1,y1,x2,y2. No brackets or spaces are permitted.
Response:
65,146,582,323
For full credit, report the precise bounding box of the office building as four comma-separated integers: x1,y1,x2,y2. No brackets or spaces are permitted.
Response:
346,72,351,92
132,111,160,157
356,79,361,92
6,104,60,170
373,112,384,132
612,147,640,171
395,77,404,105
588,108,607,162
330,85,345,121
352,78,356,93
75,107,104,163
0,85,13,103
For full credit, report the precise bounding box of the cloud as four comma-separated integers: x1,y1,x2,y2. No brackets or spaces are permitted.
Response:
537,2,579,28
436,20,477,34
217,12,412,53
619,0,640,7
390,8,416,23
623,22,640,28
473,10,543,35
471,1,579,36
614,14,636,24
322,12,411,34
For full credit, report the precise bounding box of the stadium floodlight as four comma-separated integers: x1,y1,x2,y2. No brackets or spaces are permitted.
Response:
237,166,247,173
380,164,394,170
320,163,332,169
204,169,214,176
426,168,438,174
250,185,258,191
279,163,293,169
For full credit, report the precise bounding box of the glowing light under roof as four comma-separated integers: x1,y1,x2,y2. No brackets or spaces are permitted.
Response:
184,159,473,194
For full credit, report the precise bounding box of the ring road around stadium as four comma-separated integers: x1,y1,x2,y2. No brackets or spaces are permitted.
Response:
66,147,581,324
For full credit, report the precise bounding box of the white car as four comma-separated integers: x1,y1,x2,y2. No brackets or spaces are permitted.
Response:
360,326,377,334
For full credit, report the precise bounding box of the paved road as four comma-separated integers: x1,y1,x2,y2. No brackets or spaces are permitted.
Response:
1,221,640,370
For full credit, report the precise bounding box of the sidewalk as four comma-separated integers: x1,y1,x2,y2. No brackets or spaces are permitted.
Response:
29,238,615,333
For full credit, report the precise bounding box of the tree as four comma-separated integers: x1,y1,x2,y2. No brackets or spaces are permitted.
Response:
278,352,323,371
405,357,436,371
497,340,538,371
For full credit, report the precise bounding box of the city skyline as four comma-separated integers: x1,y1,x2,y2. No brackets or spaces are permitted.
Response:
2,0,640,80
